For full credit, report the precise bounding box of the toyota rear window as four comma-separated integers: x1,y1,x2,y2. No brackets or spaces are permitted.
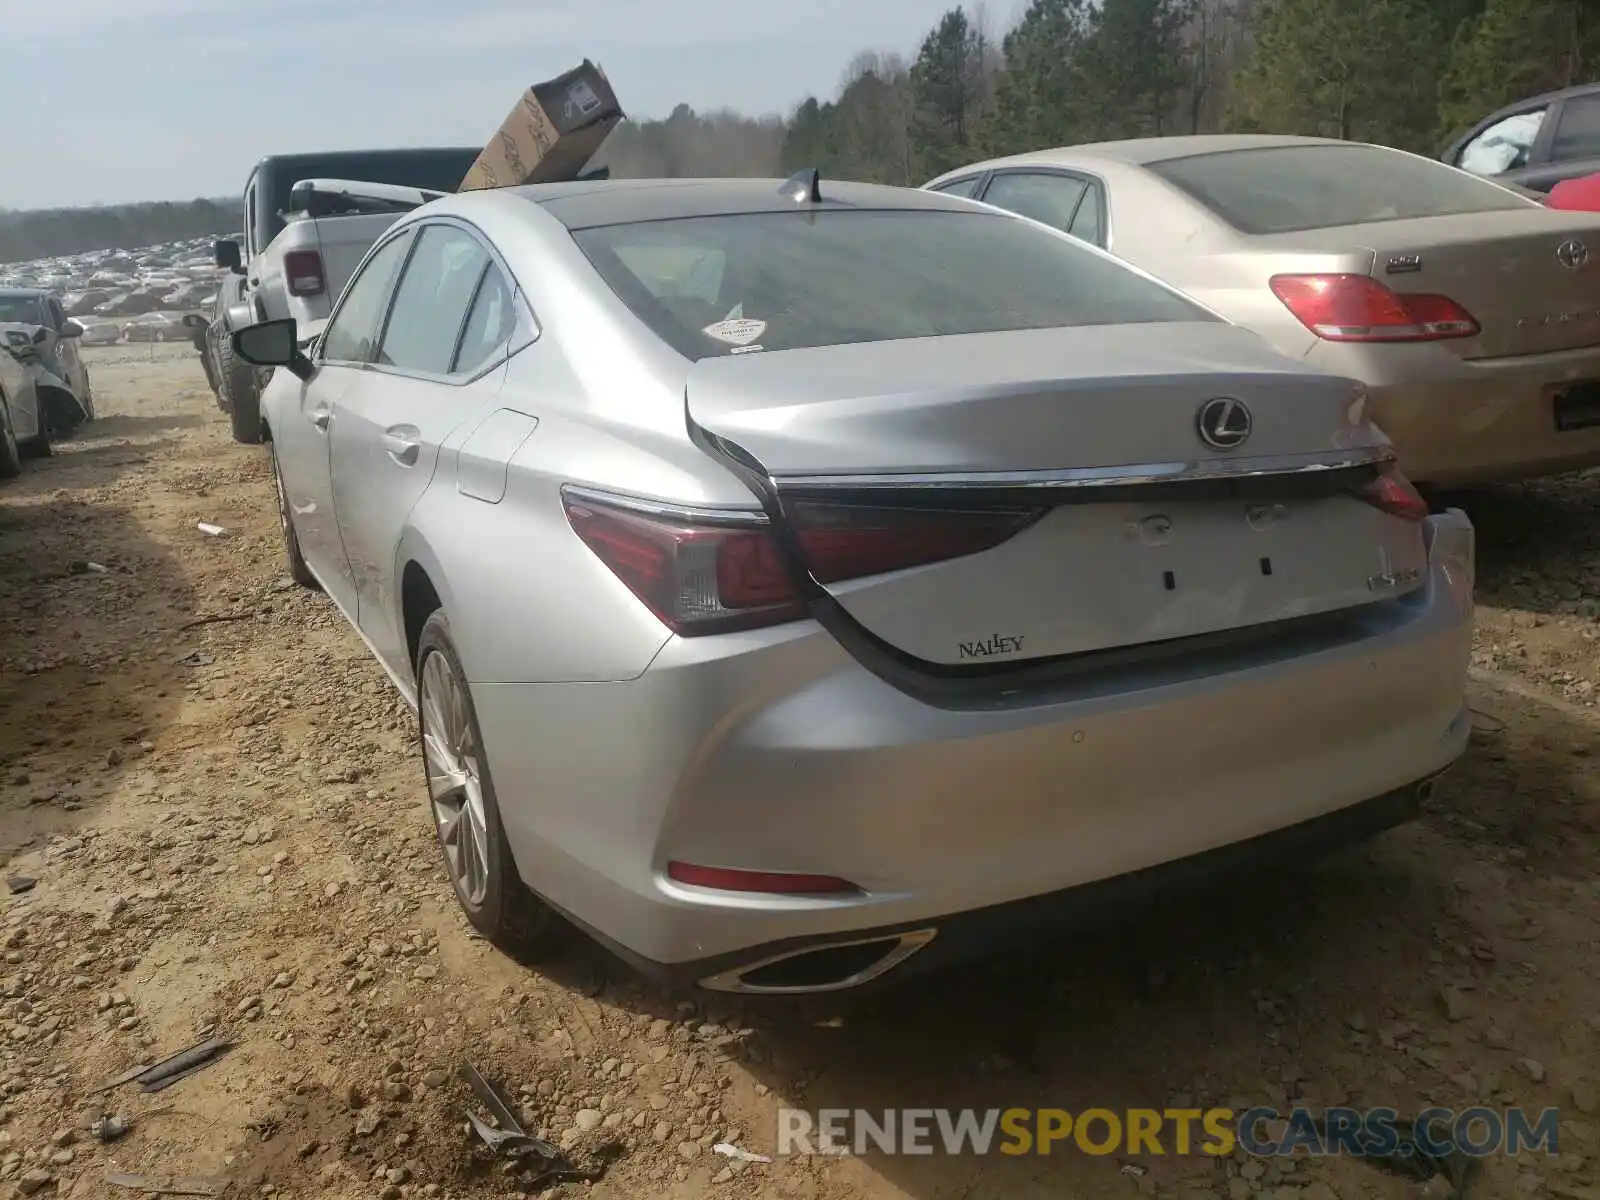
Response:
1148,144,1532,235
571,208,1213,360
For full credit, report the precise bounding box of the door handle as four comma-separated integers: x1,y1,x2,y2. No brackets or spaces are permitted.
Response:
383,428,421,466
309,409,330,431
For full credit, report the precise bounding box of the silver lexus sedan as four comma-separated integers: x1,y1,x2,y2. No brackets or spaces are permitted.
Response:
232,175,1475,994
926,135,1600,486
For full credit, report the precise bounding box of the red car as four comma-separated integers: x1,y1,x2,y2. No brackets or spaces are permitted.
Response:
1547,174,1600,210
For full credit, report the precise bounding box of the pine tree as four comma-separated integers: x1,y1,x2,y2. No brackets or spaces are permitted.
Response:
1227,0,1446,152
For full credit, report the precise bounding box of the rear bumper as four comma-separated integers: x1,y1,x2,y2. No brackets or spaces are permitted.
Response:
475,511,1475,992
1311,340,1600,485
599,776,1440,994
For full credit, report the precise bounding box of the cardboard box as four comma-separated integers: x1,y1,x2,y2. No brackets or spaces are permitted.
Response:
459,60,623,191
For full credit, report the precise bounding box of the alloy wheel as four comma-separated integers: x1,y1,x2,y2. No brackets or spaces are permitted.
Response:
272,456,291,541
418,650,490,907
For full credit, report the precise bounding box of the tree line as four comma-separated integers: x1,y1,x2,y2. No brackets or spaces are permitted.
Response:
4,0,1592,264
779,0,1597,186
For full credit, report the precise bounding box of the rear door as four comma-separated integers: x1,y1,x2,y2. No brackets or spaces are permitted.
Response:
328,221,512,679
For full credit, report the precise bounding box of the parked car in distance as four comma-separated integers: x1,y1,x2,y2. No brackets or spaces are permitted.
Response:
77,320,123,347
0,327,48,475
232,174,1475,995
927,135,1600,486
1444,82,1600,193
0,288,94,429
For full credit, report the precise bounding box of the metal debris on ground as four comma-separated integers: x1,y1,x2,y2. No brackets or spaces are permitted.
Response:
91,1035,233,1096
712,1143,772,1164
1304,1114,1479,1198
458,1062,559,1161
93,1114,132,1141
177,612,253,631
139,1036,233,1092
459,1061,623,1191
196,522,225,537
104,1173,226,1197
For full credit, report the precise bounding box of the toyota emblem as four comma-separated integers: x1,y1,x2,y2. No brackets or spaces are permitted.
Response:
1557,239,1590,270
1196,397,1252,450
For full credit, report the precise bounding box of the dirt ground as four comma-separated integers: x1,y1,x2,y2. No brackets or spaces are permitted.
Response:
0,344,1596,1200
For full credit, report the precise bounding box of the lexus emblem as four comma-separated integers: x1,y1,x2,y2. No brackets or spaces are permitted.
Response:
1196,397,1252,449
1556,239,1590,270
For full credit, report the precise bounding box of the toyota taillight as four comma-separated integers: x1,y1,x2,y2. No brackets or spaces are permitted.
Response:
1353,468,1429,522
562,489,1041,636
283,249,327,298
1270,274,1479,342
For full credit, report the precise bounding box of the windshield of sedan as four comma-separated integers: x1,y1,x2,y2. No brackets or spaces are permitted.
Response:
0,296,45,325
1147,144,1532,235
571,209,1213,359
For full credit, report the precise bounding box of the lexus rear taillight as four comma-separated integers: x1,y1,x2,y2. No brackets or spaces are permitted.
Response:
1353,468,1429,522
1270,274,1479,342
562,489,1040,636
283,249,327,298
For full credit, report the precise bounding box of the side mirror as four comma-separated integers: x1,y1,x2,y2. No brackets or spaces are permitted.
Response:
31,326,48,345
60,319,84,339
232,318,314,381
214,239,244,274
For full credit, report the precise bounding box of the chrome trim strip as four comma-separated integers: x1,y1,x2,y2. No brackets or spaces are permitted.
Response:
770,446,1396,492
559,483,768,527
698,928,939,995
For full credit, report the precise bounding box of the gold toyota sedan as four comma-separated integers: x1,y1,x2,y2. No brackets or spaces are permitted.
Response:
928,134,1600,486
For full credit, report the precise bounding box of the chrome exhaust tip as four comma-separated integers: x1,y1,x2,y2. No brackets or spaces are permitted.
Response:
699,929,937,995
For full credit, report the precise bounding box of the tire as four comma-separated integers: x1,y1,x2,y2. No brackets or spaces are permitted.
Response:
19,417,50,460
414,610,564,956
228,378,262,444
212,318,238,413
271,442,318,589
79,375,94,422
0,396,21,480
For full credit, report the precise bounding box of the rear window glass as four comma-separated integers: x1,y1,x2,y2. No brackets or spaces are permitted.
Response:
1148,145,1531,235
571,209,1212,359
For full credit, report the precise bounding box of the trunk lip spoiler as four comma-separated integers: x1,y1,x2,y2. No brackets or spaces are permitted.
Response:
767,445,1396,491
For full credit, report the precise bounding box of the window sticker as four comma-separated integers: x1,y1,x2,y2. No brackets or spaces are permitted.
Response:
702,317,767,346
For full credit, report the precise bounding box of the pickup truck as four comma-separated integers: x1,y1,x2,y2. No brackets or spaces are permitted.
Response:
204,146,481,443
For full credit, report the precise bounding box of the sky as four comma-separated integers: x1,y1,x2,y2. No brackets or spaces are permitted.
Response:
0,0,1003,211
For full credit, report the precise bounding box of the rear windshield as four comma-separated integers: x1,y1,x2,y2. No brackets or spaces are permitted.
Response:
1148,144,1532,235
571,209,1212,359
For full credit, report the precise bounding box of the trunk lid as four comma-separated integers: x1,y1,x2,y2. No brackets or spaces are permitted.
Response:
1273,209,1600,360
686,324,1425,668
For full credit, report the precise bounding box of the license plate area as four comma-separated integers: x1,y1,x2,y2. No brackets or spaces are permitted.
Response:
1554,380,1600,432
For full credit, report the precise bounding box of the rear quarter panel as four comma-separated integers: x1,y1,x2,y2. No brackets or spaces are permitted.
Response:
396,337,755,688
